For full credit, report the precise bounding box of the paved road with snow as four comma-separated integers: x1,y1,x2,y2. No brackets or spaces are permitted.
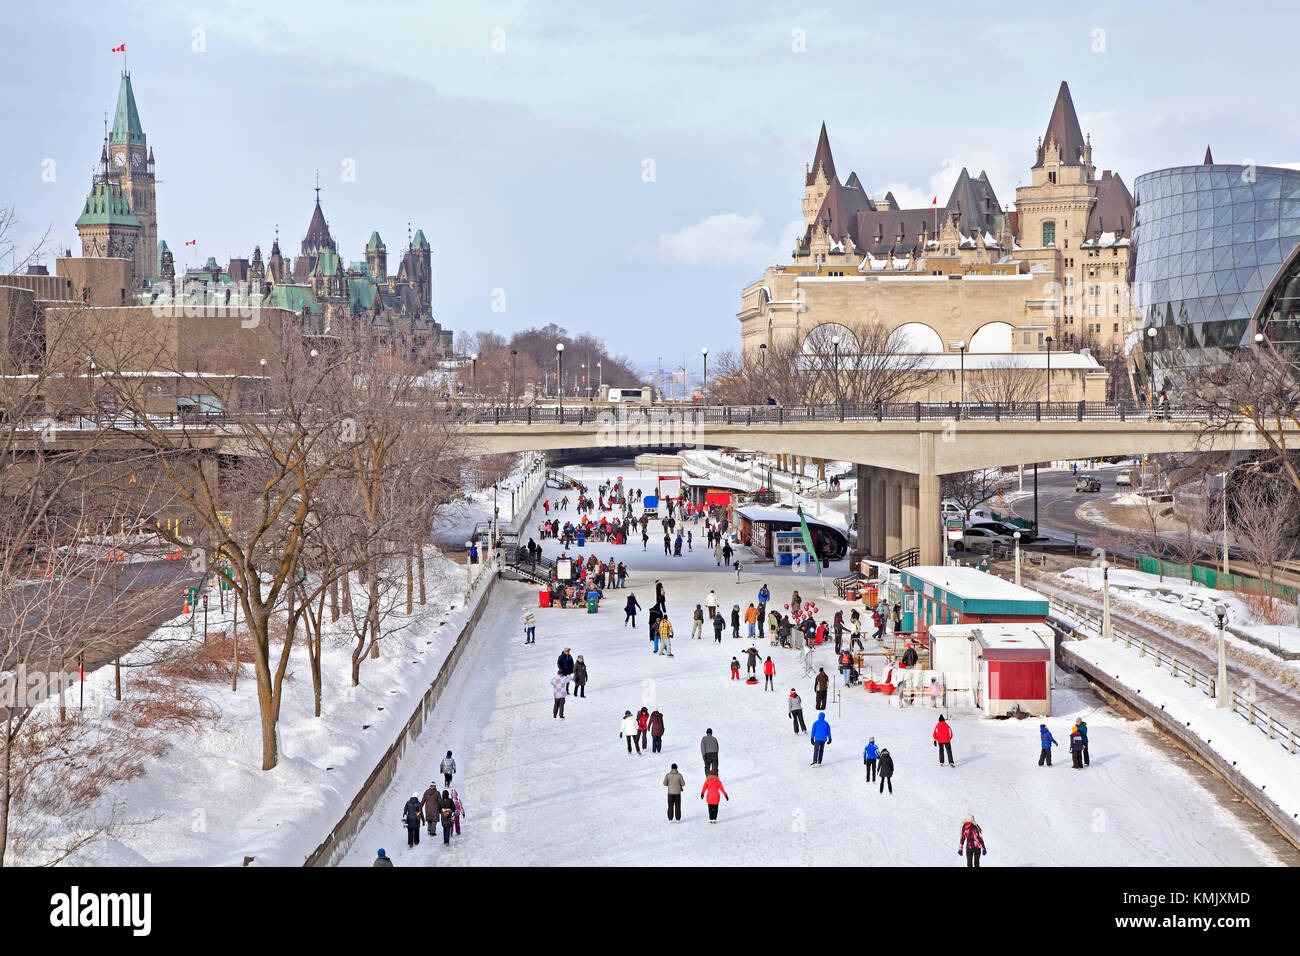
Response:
343,466,1288,867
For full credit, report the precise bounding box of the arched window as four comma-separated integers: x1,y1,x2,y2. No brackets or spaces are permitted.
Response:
1042,220,1056,247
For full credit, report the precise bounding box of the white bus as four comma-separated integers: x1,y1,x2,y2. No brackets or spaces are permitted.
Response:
605,386,655,405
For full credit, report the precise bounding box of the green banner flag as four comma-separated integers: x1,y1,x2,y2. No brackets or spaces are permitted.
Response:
796,505,826,593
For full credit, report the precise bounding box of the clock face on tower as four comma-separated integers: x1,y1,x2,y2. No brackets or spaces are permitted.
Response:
132,152,143,169
113,151,126,167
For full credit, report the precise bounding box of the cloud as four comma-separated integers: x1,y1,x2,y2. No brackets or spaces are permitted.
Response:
636,212,804,268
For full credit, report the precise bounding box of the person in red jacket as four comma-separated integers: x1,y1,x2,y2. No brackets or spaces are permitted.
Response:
700,773,729,823
763,656,776,691
933,715,955,767
958,814,986,867
636,707,650,752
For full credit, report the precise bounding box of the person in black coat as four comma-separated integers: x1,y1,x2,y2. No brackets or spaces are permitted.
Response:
901,643,919,668
438,790,456,845
712,612,725,643
624,593,641,627
557,649,575,693
573,657,588,698
403,794,424,846
877,749,894,794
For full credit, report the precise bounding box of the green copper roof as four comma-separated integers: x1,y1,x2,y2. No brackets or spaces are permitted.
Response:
314,247,341,277
75,181,141,227
366,231,385,251
411,229,429,250
266,284,322,315
110,72,145,147
348,277,377,311
157,239,169,272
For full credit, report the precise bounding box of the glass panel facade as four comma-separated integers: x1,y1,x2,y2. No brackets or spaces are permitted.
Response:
1133,163,1300,385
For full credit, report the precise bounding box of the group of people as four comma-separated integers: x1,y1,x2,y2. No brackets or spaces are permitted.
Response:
620,706,666,754
384,749,467,862
1038,718,1090,768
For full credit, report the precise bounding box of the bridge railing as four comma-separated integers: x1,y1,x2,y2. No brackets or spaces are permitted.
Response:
453,400,1224,427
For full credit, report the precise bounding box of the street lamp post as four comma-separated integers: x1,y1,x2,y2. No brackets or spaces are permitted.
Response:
259,357,267,412
471,352,478,397
1044,335,1054,408
759,342,768,404
1146,326,1158,406
701,347,709,400
465,540,474,594
831,334,842,419
555,343,565,418
597,361,603,401
1013,531,1021,586
510,349,517,407
1214,603,1230,708
1101,554,1114,641
955,339,967,414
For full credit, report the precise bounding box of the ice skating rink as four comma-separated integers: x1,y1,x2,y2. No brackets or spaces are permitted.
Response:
343,467,1284,867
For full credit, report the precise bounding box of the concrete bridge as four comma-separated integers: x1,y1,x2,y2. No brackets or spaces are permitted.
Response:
459,402,1289,566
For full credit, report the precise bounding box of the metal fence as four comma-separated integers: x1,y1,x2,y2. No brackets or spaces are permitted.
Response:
1049,596,1298,757
454,400,1224,427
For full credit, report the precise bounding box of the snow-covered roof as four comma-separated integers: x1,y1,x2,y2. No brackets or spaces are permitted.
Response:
904,565,1047,602
736,504,847,534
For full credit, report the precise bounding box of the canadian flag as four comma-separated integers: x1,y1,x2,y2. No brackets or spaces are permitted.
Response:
112,43,126,53
185,239,196,246
931,196,937,206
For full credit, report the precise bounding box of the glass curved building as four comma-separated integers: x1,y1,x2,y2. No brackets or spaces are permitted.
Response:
1133,162,1300,385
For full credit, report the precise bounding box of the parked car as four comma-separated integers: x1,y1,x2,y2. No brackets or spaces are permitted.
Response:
1075,475,1101,492
969,520,1025,537
951,526,1015,552
1115,471,1133,487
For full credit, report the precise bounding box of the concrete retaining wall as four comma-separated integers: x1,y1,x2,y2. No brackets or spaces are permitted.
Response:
1061,646,1300,850
303,459,547,867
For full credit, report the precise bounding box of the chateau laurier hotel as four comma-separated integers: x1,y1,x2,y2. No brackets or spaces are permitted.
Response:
738,82,1137,402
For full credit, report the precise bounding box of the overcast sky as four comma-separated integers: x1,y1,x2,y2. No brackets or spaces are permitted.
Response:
3,0,1299,367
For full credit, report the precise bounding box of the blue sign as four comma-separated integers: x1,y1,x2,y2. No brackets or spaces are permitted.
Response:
643,495,659,509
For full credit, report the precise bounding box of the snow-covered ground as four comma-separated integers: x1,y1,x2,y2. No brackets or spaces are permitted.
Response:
1062,566,1300,661
341,466,1285,867
7,457,545,866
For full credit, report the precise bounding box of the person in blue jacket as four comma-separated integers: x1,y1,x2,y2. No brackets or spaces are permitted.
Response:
863,737,880,782
758,584,770,606
1075,718,1090,767
810,712,832,766
1038,723,1058,767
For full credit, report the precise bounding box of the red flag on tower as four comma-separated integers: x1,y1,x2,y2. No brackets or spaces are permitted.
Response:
112,43,126,53
185,239,197,246
931,196,937,206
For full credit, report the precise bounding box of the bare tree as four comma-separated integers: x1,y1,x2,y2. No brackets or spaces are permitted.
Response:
1231,472,1297,617
941,469,1004,521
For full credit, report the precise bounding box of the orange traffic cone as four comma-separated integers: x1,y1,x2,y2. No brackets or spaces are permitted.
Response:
183,600,191,614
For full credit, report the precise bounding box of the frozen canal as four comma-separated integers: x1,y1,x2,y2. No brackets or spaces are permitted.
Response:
344,466,1287,867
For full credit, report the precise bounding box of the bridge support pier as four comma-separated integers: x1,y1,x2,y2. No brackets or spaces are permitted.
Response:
855,455,941,567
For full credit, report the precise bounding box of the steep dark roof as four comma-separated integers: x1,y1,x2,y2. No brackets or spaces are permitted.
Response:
1035,81,1087,167
1085,171,1134,238
944,167,1002,234
302,200,334,255
1203,145,1214,165
806,122,838,186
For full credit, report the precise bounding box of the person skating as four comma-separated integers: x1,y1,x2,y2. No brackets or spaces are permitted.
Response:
705,590,717,624
745,644,762,676
551,670,568,719
663,763,686,822
439,790,456,846
637,706,650,752
402,793,424,847
1076,718,1090,766
863,737,879,782
840,649,853,687
958,815,986,867
928,677,942,708
788,689,807,733
878,748,894,794
372,848,394,867
814,666,829,710
758,583,771,608
1039,724,1058,767
658,616,674,656
767,609,780,647
700,729,719,776
650,708,665,752
522,606,537,645
691,604,704,639
450,788,465,836
700,773,729,823
1069,724,1085,769
625,593,641,627
744,603,758,639
621,710,641,754
810,711,832,766
714,540,723,567
934,715,955,766
440,750,456,788
730,656,741,681
763,656,776,691
713,611,725,643
722,541,733,565
729,605,741,639
557,648,575,692
421,781,441,837
573,656,588,697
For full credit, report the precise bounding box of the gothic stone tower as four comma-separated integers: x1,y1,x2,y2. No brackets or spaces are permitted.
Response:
75,178,141,278
366,231,387,280
108,72,157,281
